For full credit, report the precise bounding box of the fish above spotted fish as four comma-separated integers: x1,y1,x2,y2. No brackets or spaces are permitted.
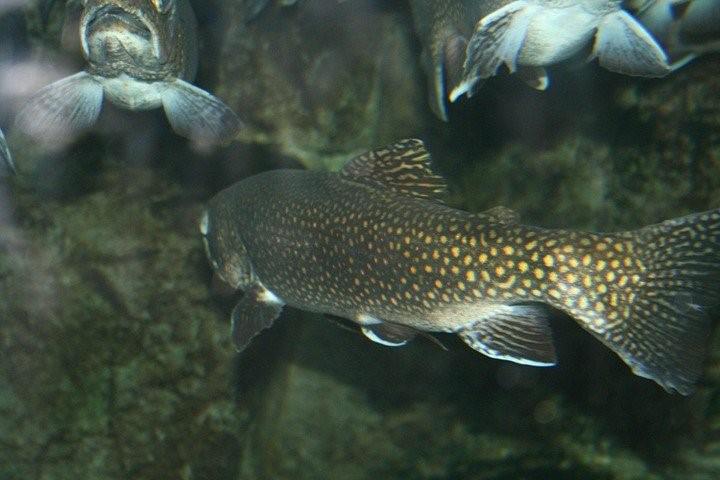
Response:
15,0,241,148
628,0,720,69
0,128,14,176
202,138,720,395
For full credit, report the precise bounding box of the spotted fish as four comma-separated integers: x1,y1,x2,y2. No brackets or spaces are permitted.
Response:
16,0,240,148
455,0,673,99
202,138,719,394
0,128,14,176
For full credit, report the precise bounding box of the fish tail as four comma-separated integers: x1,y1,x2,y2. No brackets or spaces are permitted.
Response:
570,209,720,394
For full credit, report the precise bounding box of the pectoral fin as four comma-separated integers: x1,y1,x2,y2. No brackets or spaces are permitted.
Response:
361,322,418,347
459,304,556,366
0,128,14,176
14,71,103,148
461,0,538,90
593,11,671,77
231,284,284,352
161,79,242,146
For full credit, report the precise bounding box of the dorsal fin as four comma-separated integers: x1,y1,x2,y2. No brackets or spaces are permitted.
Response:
341,139,448,203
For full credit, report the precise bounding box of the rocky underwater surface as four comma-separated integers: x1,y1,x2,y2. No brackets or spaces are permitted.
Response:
0,1,720,479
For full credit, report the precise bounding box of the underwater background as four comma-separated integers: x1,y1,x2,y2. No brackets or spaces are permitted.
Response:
1,0,720,479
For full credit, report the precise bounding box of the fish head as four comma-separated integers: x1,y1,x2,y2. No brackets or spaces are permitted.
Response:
80,0,182,73
200,207,255,290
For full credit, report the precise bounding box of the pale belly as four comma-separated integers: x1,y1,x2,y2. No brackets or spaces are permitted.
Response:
518,6,600,65
100,74,165,111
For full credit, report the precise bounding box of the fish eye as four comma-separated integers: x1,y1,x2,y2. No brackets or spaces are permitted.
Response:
150,0,174,14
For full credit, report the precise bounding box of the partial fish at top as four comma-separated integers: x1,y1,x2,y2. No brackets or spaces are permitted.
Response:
202,138,720,395
628,0,720,69
0,128,14,176
409,0,482,121
452,0,673,103
16,0,241,148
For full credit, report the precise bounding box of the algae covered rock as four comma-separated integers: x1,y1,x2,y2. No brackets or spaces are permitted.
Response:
0,168,244,479
215,0,426,170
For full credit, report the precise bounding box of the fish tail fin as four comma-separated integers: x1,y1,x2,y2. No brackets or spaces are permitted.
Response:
571,210,720,394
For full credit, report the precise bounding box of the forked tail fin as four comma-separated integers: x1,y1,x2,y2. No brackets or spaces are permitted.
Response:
578,209,720,394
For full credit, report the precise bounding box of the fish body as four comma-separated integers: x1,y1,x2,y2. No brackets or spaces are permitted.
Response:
455,0,672,99
630,0,720,69
409,0,484,120
202,139,720,395
0,128,14,176
16,0,240,147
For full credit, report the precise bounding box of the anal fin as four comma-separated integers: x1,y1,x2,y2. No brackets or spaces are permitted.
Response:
459,304,556,367
231,284,284,352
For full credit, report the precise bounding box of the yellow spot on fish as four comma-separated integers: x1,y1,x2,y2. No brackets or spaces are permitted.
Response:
495,266,506,277
410,266,417,274
534,268,545,280
457,281,466,291
498,275,516,289
404,236,411,245
605,271,616,282
582,254,592,266
478,253,488,263
596,260,606,271
565,273,577,284
432,250,440,260
614,243,624,253
549,289,561,299
583,276,592,288
563,245,574,253
595,302,605,313
618,275,628,287
578,297,588,309
525,240,538,250
427,291,436,300
503,245,514,255
596,243,608,252
518,261,529,273
532,289,542,297
481,271,491,282
472,289,482,298
596,284,607,294
441,293,450,302
425,265,433,273
488,288,497,297
451,266,460,275
466,271,476,282
440,235,448,244
435,279,443,289
469,237,477,247
451,246,460,258
522,278,532,288
610,259,620,269
424,236,433,244
609,292,618,307
490,247,498,256
543,255,554,267
463,255,472,266
623,257,632,268
548,272,558,282
400,277,407,284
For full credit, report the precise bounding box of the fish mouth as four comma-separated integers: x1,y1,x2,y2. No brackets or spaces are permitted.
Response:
85,5,151,39
81,4,161,60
